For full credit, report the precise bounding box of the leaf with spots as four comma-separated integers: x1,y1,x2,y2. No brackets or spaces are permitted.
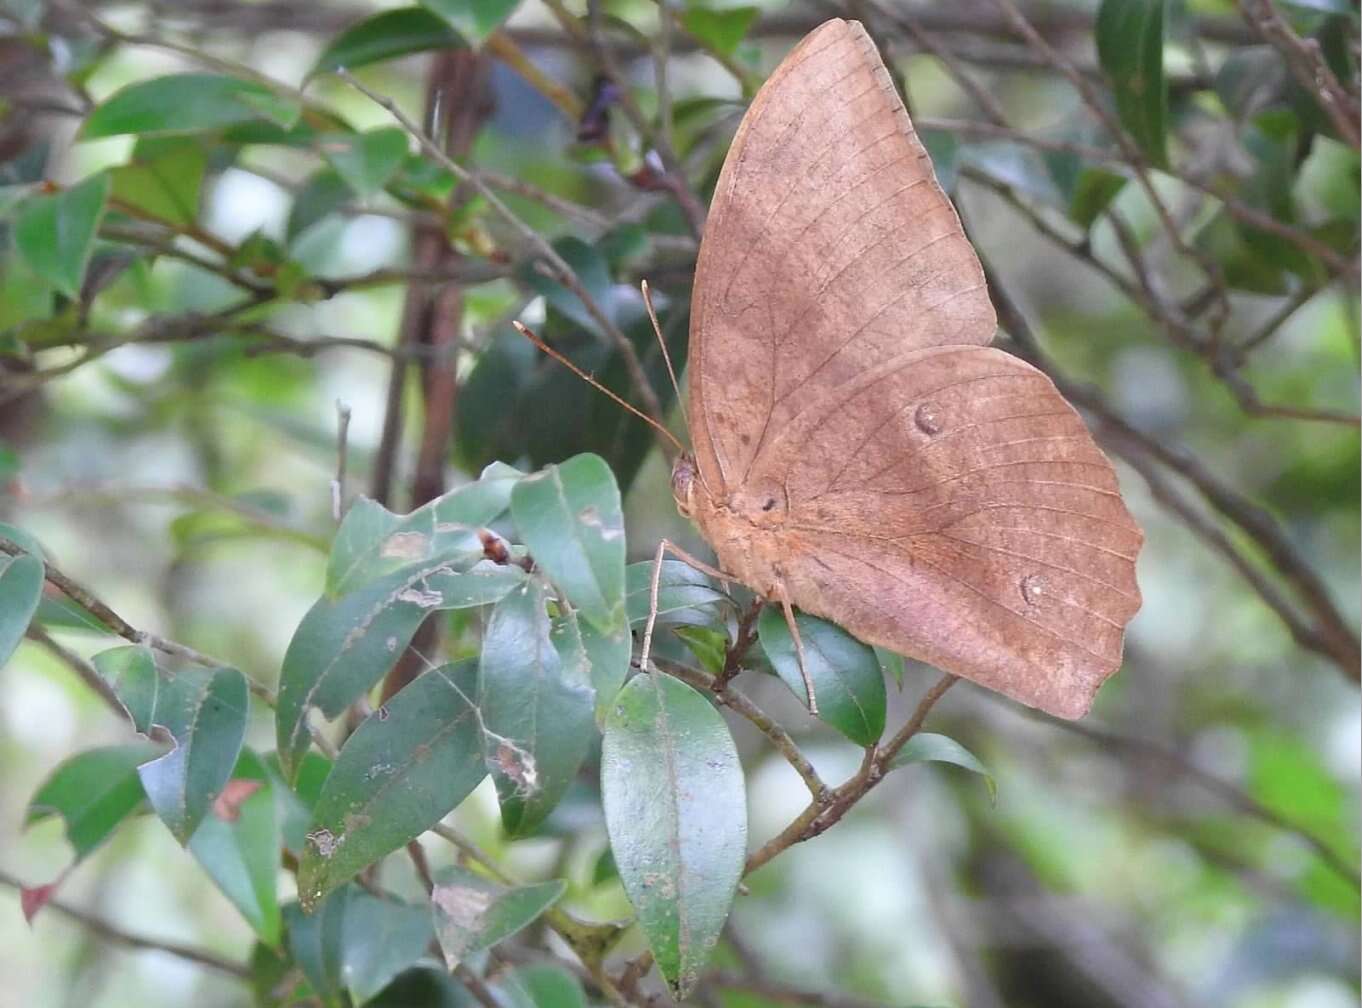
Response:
601,672,746,999
511,453,625,634
479,582,595,836
430,864,566,969
92,645,249,843
277,556,524,781
759,608,886,745
326,462,522,596
297,661,486,909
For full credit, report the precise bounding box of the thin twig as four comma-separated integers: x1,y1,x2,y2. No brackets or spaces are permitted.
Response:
0,537,278,703
664,662,829,802
25,625,126,717
1050,717,1360,886
745,674,958,875
332,400,352,523
1237,0,1360,149
0,868,249,979
336,69,673,454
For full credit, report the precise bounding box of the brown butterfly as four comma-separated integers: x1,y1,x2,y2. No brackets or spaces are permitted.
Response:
524,18,1143,720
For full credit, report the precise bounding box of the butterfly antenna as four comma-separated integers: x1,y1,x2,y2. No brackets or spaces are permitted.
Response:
640,279,686,427
512,320,685,455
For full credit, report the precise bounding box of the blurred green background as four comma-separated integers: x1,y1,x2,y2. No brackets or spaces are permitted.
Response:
0,0,1357,1006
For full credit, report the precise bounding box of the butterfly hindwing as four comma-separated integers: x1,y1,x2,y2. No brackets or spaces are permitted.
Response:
755,346,1143,719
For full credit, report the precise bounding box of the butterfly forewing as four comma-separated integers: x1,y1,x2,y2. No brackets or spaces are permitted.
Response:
689,19,996,494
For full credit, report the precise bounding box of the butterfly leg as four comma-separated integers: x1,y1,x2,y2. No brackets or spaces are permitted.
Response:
774,581,819,716
638,539,736,675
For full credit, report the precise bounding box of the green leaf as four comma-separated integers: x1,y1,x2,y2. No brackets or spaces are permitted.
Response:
874,646,905,690
327,462,522,596
495,963,587,1008
479,583,595,836
318,128,409,198
591,846,618,885
187,749,282,944
13,173,111,299
601,672,746,999
889,733,996,803
25,743,159,860
919,129,961,192
310,7,466,79
430,865,566,968
671,624,728,677
757,609,886,746
297,661,487,909
554,603,630,720
81,74,299,138
0,551,43,668
93,645,249,842
679,6,759,57
1195,209,1291,294
1096,0,1168,168
341,891,435,1004
625,559,732,628
511,453,625,633
277,557,524,780
422,0,522,45
285,889,350,1004
1045,147,1128,228
110,136,208,228
1069,167,1128,228
270,750,333,858
365,966,468,1007
287,169,353,242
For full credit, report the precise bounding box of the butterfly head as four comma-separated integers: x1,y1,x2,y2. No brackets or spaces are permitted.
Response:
670,452,699,519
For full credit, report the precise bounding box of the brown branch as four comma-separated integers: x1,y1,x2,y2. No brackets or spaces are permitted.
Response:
0,537,279,702
540,0,708,240
1050,717,1360,886
663,662,829,802
745,674,958,876
0,868,249,979
1237,0,1360,149
25,624,126,716
990,0,1231,321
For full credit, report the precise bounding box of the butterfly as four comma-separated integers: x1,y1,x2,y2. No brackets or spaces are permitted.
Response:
521,18,1142,720
662,18,1142,720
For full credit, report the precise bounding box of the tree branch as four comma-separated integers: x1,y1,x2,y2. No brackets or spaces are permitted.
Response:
0,868,249,979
